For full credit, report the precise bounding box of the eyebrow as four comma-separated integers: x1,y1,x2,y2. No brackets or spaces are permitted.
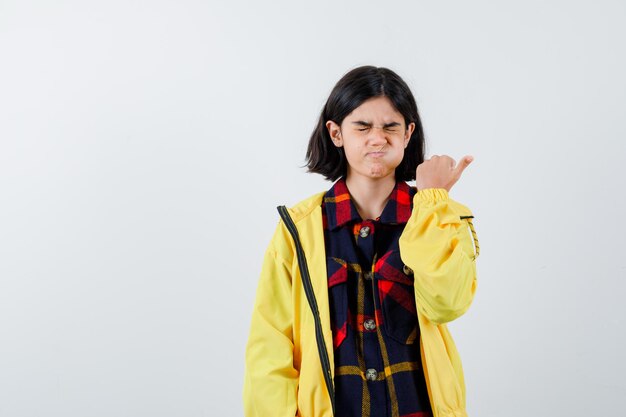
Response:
351,120,402,128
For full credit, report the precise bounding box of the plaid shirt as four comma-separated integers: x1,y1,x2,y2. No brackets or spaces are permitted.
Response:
321,176,433,417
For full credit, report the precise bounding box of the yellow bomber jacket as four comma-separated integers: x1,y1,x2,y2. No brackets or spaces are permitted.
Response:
243,187,480,417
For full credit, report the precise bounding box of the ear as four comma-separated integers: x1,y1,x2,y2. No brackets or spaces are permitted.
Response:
326,120,343,147
404,122,415,148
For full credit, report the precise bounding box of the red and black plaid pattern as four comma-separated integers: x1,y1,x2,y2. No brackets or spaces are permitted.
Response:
322,176,433,417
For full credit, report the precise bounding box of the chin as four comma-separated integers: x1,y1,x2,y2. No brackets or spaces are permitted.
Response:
348,161,398,180
366,167,395,178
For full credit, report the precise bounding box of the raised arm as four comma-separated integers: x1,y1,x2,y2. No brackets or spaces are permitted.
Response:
398,188,480,325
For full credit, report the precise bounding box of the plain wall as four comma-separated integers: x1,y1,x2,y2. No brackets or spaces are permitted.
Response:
1,0,625,416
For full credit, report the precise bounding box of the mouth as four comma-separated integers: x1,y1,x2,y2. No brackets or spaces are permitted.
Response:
367,152,386,157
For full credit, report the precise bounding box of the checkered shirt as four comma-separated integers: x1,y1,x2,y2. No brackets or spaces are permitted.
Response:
321,176,433,417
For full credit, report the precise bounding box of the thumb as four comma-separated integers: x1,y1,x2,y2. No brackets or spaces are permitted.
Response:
454,155,474,176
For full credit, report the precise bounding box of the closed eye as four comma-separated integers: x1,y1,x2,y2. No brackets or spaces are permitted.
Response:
357,127,398,131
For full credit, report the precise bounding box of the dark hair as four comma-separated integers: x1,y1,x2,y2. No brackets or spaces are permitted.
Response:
304,65,425,182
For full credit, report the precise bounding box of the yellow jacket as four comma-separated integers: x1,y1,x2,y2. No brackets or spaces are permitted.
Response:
243,187,480,417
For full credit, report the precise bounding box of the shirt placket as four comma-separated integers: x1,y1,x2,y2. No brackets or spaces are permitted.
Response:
354,219,388,416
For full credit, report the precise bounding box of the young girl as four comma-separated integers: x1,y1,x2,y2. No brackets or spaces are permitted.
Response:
243,65,480,417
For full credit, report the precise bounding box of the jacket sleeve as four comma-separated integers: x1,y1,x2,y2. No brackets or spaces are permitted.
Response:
398,187,480,325
242,221,299,417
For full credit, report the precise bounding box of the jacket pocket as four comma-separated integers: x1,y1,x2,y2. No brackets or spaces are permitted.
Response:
327,257,349,350
375,249,418,344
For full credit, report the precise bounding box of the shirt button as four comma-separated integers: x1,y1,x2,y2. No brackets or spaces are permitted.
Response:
363,318,376,331
359,226,371,237
403,264,413,275
363,271,373,281
365,368,378,381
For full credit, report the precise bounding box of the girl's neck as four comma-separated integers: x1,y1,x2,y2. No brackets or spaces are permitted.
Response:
344,172,397,221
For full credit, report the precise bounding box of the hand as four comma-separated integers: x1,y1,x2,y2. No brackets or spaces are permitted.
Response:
415,154,474,192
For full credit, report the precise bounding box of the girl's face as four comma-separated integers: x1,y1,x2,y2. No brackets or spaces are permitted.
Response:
326,96,415,180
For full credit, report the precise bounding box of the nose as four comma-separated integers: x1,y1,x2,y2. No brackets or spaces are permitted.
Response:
368,127,389,147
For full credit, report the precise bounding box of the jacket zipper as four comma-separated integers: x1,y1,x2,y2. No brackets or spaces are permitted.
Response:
277,205,336,416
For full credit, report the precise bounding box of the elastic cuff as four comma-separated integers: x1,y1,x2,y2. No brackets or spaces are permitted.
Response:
414,188,449,203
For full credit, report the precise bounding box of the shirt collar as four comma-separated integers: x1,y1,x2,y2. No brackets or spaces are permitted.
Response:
322,176,415,231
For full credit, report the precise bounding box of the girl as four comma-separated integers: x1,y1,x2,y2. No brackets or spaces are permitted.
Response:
243,65,480,417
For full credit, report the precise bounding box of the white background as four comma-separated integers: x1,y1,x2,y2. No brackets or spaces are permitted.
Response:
1,1,625,416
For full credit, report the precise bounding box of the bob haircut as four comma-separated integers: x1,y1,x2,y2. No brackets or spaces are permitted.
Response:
304,65,425,182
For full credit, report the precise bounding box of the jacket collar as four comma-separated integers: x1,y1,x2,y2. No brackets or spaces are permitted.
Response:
322,176,415,231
